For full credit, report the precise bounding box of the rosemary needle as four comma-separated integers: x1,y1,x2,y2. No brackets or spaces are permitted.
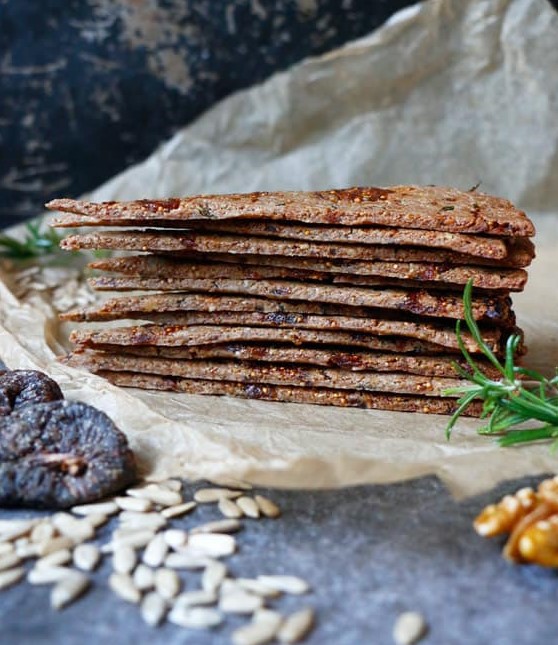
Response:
444,279,558,447
0,219,63,260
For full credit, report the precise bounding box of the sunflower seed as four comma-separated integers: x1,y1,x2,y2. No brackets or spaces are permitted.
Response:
154,567,181,600
118,512,166,531
202,560,227,593
160,479,183,493
133,564,155,591
161,502,197,519
0,519,38,542
71,501,119,516
256,576,309,595
51,572,90,610
28,566,76,585
218,497,243,519
188,534,236,558
163,529,187,549
111,527,152,541
0,567,25,590
143,534,168,568
174,590,218,608
236,578,281,598
85,513,109,529
109,572,141,603
73,544,101,571
254,495,281,519
194,488,243,504
165,552,212,570
36,548,73,569
277,608,315,643
393,611,428,645
168,606,223,629
113,546,137,574
127,484,182,507
37,536,75,557
192,519,242,535
141,591,167,626
101,529,155,553
232,610,283,645
52,514,94,543
0,543,14,556
220,578,242,595
115,496,153,512
236,497,260,519
219,591,263,614
15,541,40,559
209,478,253,491
30,522,56,544
256,609,284,626
0,552,21,571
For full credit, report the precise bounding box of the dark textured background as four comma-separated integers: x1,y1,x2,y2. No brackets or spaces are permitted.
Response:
4,0,556,225
1,0,422,224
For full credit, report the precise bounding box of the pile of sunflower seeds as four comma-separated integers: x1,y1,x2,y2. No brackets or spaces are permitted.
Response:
0,479,315,644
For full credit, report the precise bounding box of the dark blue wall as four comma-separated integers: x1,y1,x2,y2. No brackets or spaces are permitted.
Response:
1,1,556,227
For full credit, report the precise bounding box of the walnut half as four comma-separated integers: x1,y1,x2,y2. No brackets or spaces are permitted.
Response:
473,476,558,568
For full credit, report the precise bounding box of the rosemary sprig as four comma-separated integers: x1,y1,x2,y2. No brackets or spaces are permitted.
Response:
0,219,63,259
445,279,558,447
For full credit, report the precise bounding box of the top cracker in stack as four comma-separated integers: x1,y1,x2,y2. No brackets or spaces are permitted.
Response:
47,185,535,415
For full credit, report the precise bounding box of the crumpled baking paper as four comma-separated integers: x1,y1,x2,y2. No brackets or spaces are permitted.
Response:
1,0,557,498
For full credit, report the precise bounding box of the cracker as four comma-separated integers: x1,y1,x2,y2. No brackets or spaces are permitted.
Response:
88,272,525,307
64,351,465,396
95,370,483,415
47,185,535,236
69,323,508,355
187,220,513,259
63,289,513,325
67,345,501,378
60,229,533,268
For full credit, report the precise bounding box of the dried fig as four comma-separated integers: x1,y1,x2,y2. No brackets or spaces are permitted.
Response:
0,370,63,415
0,401,136,508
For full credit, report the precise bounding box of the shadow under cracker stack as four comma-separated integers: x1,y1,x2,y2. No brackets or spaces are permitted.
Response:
46,184,535,415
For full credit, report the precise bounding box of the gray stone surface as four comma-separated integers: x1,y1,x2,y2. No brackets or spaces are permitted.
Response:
1,474,556,645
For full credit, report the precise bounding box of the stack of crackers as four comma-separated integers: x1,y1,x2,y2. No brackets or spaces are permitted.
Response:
47,185,535,415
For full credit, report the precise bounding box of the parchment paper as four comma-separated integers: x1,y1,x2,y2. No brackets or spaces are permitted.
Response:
1,0,557,498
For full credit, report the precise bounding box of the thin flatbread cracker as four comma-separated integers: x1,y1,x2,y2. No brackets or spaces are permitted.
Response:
69,323,509,355
67,344,501,378
88,272,526,305
184,221,513,259
47,185,535,236
59,229,533,268
63,289,514,325
63,351,465,396
94,370,483,416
